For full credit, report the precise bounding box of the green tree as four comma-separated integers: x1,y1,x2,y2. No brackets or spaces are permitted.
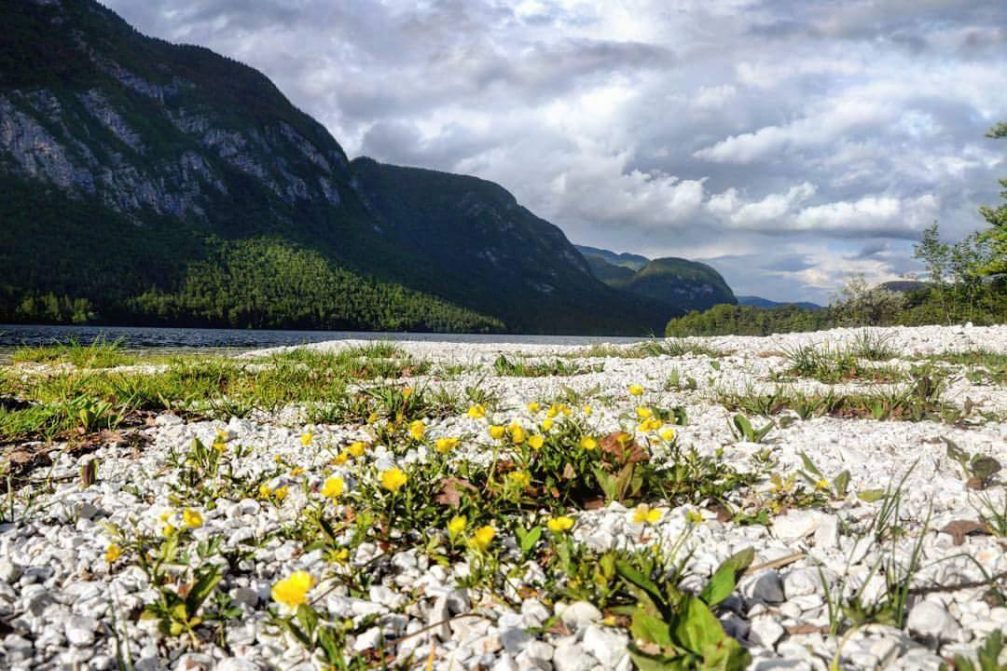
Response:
978,122,1007,275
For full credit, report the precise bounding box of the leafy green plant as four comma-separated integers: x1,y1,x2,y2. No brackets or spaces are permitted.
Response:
618,547,754,670
730,413,773,443
945,438,1002,490
797,452,850,499
943,630,1005,671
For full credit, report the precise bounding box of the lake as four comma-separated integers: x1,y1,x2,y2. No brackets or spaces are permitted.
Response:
0,324,651,350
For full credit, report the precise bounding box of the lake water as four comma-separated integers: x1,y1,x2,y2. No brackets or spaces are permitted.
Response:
0,324,651,350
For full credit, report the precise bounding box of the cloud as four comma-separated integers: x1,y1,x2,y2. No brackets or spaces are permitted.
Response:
99,0,1007,304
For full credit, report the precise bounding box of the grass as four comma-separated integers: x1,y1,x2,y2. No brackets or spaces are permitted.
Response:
776,339,906,384
916,349,1007,385
11,337,136,368
567,339,724,360
492,354,601,378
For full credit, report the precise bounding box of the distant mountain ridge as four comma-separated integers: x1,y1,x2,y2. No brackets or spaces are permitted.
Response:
737,296,822,310
576,246,737,313
0,0,677,334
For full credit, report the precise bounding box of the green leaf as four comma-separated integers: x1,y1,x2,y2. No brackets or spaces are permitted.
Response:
700,547,755,607
701,634,752,671
516,525,542,555
731,414,753,441
627,645,690,671
296,603,319,637
798,451,822,477
317,626,342,664
631,611,675,649
185,566,222,615
858,489,887,503
616,560,666,610
672,596,724,655
833,470,851,497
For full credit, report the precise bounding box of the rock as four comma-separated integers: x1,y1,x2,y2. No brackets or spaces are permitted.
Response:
907,601,961,642
65,615,97,646
216,659,262,671
743,570,786,604
772,510,827,541
352,626,384,652
559,601,602,630
175,653,214,670
0,560,21,584
581,625,628,667
749,616,784,648
493,655,519,671
783,568,821,598
553,640,596,671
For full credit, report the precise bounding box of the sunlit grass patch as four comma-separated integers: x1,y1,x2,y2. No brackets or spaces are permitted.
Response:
567,339,724,360
776,342,906,384
492,354,601,377
11,337,135,369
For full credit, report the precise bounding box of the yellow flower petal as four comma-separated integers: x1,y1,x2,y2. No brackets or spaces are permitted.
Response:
271,570,315,608
380,467,408,493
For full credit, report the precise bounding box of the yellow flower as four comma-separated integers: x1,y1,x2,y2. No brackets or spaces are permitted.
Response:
541,418,554,432
159,509,172,522
271,570,315,608
632,504,663,525
509,422,526,445
527,402,541,413
638,417,663,433
528,434,545,450
367,411,380,424
579,435,598,451
547,516,575,533
408,420,426,441
560,405,572,417
347,441,367,458
546,404,561,419
469,525,496,552
816,478,830,491
332,452,350,466
273,486,289,502
328,548,350,564
105,544,122,563
321,476,345,499
402,386,413,398
212,439,227,454
582,405,593,416
380,468,408,493
659,427,676,442
628,384,645,396
636,406,653,420
467,404,486,419
435,437,460,454
162,524,177,537
182,509,203,528
258,484,273,499
300,432,314,447
686,509,704,524
488,425,506,440
507,471,531,489
447,515,467,540
290,466,305,477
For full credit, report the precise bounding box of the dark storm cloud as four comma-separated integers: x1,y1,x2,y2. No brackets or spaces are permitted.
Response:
100,0,1007,304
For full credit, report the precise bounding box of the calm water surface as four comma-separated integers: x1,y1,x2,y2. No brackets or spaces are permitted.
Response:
0,324,650,351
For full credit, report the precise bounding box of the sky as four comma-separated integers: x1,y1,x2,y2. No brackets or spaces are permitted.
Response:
102,0,1007,304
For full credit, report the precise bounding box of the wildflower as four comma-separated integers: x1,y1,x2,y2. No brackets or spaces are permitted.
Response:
470,525,496,552
182,509,203,528
332,452,349,466
507,471,531,489
632,504,662,525
488,425,506,440
547,404,561,419
628,384,645,396
159,509,172,522
582,405,593,416
402,387,413,398
541,418,554,432
527,402,541,413
659,427,676,442
435,437,460,454
300,432,314,447
579,435,598,451
528,434,544,450
380,468,408,493
636,406,653,420
347,441,367,458
447,515,467,540
290,466,305,477
408,420,426,441
816,478,831,491
273,486,289,502
467,404,486,419
271,570,315,608
328,548,349,564
212,437,227,453
258,484,273,499
105,544,122,563
686,509,704,524
638,417,663,433
321,476,345,499
367,411,379,424
162,523,177,537
509,422,526,444
547,516,574,533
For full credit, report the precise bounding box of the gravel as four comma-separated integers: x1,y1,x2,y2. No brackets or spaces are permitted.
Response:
2,324,1006,669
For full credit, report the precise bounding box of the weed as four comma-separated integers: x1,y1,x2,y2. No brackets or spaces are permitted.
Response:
492,354,600,377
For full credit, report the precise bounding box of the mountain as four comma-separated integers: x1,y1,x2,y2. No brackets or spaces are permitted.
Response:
577,246,737,313
737,296,822,310
0,0,666,335
877,280,930,294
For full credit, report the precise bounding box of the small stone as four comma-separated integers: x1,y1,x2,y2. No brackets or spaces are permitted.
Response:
65,615,97,646
749,616,784,648
559,601,602,630
743,570,785,604
553,640,596,671
216,658,261,671
772,510,826,541
175,653,214,671
907,601,961,642
353,626,384,652
233,587,258,608
581,625,628,667
0,560,22,584
783,568,821,598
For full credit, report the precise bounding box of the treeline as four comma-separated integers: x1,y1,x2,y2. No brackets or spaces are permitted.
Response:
1,239,503,333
